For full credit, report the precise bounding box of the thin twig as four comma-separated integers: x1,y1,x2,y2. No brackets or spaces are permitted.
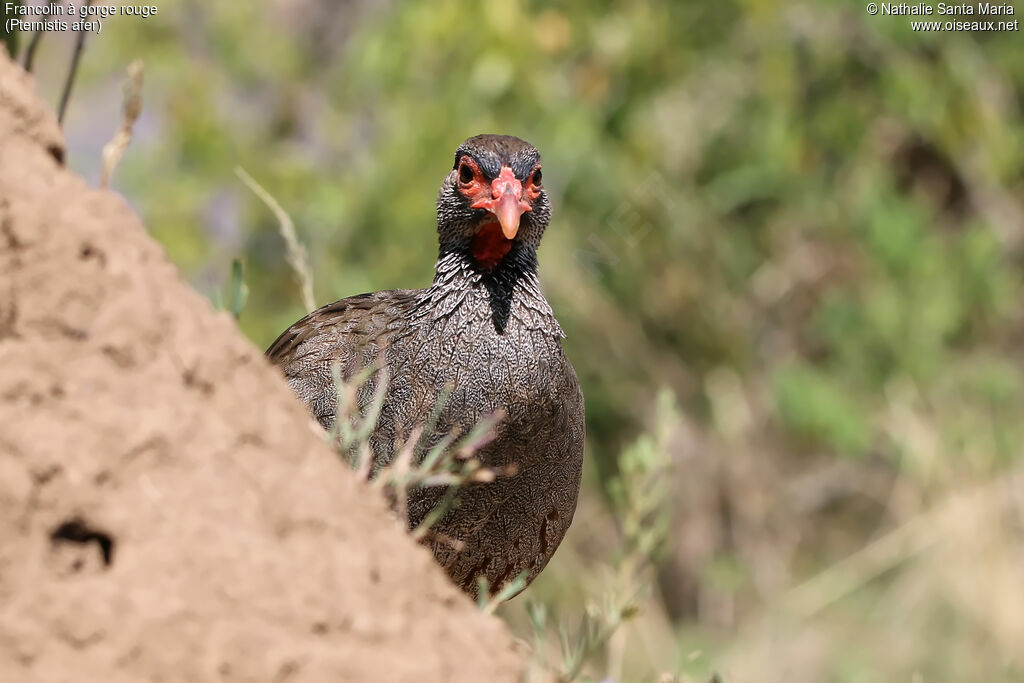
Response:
387,425,424,528
99,60,143,189
21,0,56,73
57,0,93,126
234,165,316,313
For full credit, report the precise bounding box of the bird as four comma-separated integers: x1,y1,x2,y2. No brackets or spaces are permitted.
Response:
265,134,584,597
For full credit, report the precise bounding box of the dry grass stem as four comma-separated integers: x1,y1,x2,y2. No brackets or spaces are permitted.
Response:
20,0,57,73
99,60,143,189
234,165,316,313
57,0,94,126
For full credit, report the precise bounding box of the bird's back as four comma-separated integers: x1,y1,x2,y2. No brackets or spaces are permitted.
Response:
266,289,422,428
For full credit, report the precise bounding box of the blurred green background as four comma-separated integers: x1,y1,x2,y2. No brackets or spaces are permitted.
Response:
11,0,1024,680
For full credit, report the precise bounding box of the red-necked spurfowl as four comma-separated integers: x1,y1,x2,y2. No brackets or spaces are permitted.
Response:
266,135,584,597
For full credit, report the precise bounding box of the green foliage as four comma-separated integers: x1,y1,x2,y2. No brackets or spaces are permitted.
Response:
773,363,871,457
212,258,249,320
67,3,1024,481
608,389,676,563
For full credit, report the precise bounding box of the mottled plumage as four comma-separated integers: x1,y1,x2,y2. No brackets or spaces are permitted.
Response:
266,135,584,596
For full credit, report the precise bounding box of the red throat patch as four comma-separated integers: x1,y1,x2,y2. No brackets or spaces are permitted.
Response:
471,220,513,269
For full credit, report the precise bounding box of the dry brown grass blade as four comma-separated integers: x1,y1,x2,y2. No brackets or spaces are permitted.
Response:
781,468,1023,621
234,165,316,313
721,466,1024,680
99,60,143,189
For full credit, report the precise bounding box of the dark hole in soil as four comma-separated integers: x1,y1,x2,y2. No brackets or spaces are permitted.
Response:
50,517,115,567
47,144,65,166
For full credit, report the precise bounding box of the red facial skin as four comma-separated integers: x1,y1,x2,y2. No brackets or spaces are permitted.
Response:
456,156,542,269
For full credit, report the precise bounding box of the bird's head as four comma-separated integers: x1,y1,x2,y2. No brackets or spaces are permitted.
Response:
436,134,550,270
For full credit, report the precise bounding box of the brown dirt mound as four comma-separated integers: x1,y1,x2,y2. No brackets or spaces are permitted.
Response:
0,50,525,683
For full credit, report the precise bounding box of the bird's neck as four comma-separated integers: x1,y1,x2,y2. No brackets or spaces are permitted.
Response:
419,243,564,337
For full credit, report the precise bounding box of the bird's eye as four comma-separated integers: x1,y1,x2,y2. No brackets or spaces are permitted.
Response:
531,168,542,186
459,163,474,184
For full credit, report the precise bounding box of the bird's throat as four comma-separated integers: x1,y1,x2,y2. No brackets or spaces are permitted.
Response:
470,220,513,270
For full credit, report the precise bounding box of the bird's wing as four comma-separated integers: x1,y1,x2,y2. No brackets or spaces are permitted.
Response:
265,289,422,426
